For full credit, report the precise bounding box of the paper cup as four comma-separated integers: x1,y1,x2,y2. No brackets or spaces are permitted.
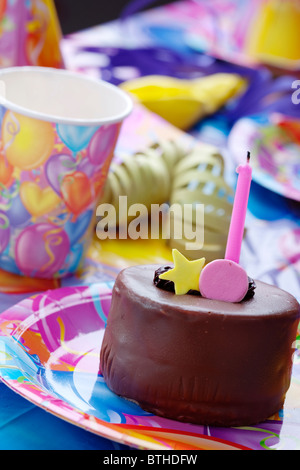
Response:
0,66,132,279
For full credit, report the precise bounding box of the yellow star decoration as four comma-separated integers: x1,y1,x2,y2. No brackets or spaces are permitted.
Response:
159,249,205,295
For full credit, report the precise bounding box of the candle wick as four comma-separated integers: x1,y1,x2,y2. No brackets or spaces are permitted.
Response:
247,151,251,162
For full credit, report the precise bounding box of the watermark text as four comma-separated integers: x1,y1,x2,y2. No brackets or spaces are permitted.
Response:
96,196,204,251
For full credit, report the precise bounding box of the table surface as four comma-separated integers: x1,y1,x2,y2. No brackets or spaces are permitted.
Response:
0,0,300,451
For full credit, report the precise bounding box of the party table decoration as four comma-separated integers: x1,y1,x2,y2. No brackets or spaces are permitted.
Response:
245,0,300,70
169,143,234,262
99,139,187,227
228,114,300,202
0,0,64,68
120,73,245,130
181,0,300,71
99,137,233,264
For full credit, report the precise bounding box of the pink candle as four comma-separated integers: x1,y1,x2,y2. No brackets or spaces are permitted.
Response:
225,152,252,264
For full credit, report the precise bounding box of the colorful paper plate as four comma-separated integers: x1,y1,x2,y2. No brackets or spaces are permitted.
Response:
0,282,299,450
228,115,300,202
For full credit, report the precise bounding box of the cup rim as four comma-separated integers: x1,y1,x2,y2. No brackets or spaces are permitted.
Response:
0,66,133,126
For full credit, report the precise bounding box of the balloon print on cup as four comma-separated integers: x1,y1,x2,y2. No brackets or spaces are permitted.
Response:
45,153,78,196
88,124,120,166
6,193,31,228
56,124,99,154
0,149,14,186
3,111,55,170
0,66,132,278
0,211,10,254
15,223,70,278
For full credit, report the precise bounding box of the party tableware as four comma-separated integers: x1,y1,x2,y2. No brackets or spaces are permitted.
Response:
0,282,299,450
0,66,132,279
228,115,300,202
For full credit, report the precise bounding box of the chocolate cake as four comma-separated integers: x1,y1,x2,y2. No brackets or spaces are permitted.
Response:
100,264,300,427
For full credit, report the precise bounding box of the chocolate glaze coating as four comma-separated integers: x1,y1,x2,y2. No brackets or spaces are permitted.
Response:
100,265,300,426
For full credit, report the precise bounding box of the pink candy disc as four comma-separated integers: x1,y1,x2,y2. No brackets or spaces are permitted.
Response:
199,259,249,303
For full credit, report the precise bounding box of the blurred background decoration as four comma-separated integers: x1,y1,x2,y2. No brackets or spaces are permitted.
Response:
120,73,246,130
1,0,299,74
0,0,64,68
246,0,300,70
